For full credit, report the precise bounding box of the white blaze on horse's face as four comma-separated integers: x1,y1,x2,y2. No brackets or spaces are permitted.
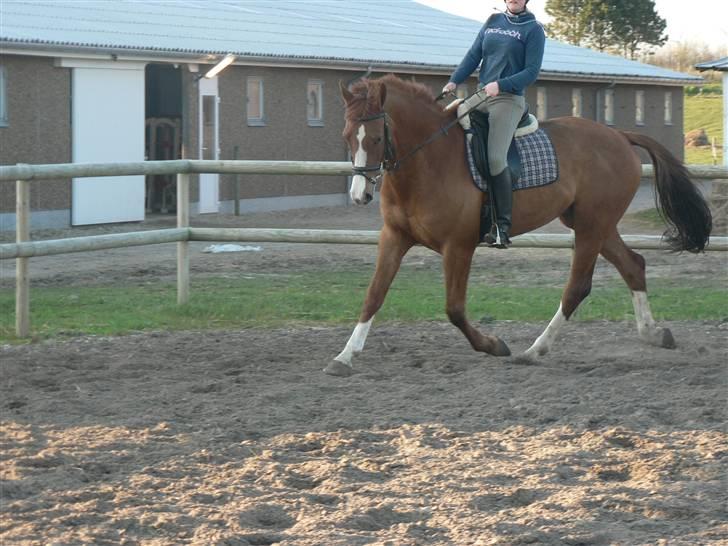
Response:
349,123,367,205
350,124,369,204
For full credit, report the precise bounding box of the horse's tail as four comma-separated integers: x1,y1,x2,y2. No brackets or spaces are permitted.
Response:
622,131,712,253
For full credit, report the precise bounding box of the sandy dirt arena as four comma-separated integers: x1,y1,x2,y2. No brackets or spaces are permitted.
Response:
1,203,727,545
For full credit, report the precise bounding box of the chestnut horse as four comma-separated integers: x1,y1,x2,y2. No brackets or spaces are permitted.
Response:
325,74,712,376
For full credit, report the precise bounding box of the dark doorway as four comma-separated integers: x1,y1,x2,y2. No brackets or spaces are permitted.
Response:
145,64,182,213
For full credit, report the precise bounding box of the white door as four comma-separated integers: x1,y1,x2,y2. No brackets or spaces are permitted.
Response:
198,77,220,213
68,61,146,225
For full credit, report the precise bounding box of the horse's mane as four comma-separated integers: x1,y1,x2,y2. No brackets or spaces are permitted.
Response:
346,74,446,120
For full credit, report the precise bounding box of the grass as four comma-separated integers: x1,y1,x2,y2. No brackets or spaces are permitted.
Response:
684,94,723,165
1,272,725,343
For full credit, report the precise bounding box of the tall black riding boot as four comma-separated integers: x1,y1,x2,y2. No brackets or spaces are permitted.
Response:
483,168,513,249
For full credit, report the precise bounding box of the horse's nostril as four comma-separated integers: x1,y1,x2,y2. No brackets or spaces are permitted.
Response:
365,193,373,204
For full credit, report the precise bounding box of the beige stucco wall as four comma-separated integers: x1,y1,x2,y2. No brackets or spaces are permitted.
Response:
0,55,71,215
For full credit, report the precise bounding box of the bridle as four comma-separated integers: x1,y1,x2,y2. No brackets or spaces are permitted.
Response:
350,112,396,187
349,90,486,188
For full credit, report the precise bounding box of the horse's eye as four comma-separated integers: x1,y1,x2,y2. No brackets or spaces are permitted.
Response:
373,137,382,144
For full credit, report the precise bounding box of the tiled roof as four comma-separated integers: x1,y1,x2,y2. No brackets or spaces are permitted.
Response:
0,0,701,83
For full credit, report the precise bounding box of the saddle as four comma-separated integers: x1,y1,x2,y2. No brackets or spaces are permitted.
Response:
469,108,538,186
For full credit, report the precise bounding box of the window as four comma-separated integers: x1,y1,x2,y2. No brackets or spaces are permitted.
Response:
536,86,547,121
571,88,582,117
604,88,615,126
664,91,673,125
307,80,323,126
0,66,7,127
635,90,645,126
246,76,264,126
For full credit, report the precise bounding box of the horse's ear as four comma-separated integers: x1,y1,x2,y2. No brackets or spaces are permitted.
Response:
379,83,387,108
339,80,354,103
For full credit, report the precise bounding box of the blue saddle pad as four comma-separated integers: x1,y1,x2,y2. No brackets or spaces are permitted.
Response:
466,128,559,192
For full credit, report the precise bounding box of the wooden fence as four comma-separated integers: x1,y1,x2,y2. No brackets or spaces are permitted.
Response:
1,160,727,338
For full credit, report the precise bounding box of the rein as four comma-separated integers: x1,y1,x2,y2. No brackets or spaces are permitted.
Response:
352,90,487,186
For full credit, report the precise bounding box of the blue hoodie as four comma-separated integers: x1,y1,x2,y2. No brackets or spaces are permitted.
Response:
450,11,545,96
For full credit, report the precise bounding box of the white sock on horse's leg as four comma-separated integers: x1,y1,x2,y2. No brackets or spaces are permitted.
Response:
524,303,567,358
334,317,374,367
631,291,675,348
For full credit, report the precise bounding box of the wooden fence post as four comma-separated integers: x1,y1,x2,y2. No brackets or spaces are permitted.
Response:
712,137,717,166
177,173,190,305
16,179,30,338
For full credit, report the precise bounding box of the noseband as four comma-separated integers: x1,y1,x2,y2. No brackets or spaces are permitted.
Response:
351,112,397,187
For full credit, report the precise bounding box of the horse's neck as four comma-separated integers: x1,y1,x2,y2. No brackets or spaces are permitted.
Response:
384,93,456,203
385,94,444,151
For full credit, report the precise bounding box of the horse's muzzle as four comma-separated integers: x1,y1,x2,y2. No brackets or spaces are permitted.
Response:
352,192,373,205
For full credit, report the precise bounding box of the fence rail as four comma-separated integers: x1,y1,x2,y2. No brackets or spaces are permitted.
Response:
3,228,726,261
189,228,726,251
2,160,727,338
1,160,727,182
0,160,353,181
0,229,190,259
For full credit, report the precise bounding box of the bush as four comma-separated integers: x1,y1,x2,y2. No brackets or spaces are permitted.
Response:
685,84,723,96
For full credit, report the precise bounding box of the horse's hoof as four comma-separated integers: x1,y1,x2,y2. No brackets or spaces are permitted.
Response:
323,360,353,377
519,346,544,364
512,354,539,366
660,328,676,349
492,337,511,357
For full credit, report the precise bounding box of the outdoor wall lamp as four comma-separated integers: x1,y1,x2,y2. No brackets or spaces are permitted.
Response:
195,53,236,80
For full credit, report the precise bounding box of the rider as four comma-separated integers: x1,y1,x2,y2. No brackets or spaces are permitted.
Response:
443,0,545,248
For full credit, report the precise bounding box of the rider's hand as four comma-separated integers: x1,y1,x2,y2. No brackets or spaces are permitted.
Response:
442,82,457,94
483,81,499,97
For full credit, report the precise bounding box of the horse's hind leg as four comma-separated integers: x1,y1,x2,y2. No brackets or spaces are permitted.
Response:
324,226,413,376
600,231,676,348
443,245,511,356
524,231,602,360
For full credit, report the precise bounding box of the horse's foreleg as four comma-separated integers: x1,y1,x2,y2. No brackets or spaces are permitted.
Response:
600,232,675,348
324,227,413,376
524,232,600,360
444,246,510,356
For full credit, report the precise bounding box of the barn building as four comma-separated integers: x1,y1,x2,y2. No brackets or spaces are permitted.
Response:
0,0,702,230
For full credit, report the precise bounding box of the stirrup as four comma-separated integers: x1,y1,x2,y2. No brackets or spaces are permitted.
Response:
484,226,511,249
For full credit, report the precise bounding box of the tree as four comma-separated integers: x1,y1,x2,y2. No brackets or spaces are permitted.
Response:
608,0,667,59
545,0,667,58
583,0,613,52
544,0,590,46
643,41,728,81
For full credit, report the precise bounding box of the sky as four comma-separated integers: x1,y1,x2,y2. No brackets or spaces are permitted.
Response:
414,0,728,48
